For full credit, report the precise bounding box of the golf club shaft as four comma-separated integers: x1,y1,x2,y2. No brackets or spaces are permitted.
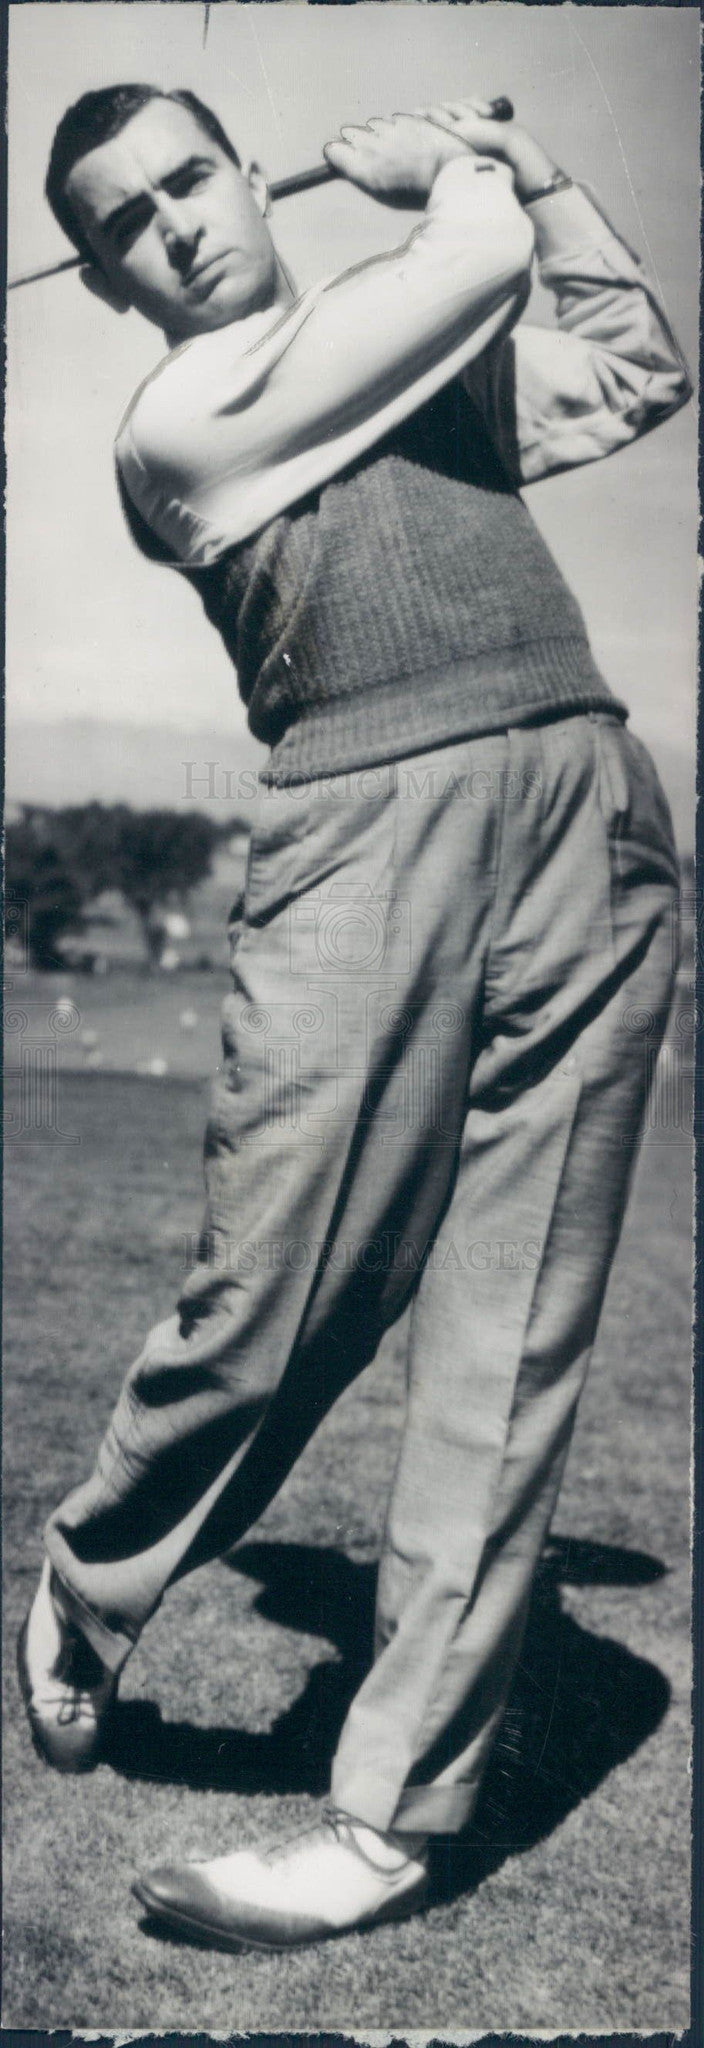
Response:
9,98,514,290
8,168,339,284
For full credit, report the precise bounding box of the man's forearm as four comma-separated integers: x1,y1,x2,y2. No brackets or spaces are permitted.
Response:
499,128,563,205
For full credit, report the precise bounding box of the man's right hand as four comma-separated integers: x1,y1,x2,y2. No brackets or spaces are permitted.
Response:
416,100,563,207
323,113,479,208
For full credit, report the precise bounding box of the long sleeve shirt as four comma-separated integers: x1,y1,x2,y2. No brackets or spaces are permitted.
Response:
115,154,690,570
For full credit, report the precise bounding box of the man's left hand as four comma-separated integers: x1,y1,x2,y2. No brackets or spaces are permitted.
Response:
323,113,475,207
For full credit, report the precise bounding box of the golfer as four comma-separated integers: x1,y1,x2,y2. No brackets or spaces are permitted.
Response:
19,83,690,1950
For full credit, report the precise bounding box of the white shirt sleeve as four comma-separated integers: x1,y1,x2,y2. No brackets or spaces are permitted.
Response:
116,156,534,566
462,181,691,485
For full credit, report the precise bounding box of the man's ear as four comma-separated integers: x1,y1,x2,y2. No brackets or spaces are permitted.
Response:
246,160,271,219
80,263,130,316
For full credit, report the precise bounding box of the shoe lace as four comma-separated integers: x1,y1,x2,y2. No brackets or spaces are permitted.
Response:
259,1806,421,1878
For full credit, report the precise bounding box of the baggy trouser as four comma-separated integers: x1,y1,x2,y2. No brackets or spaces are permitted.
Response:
45,714,680,1833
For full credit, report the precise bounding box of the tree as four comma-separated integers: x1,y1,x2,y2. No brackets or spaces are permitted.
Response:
53,803,123,900
6,803,222,970
110,807,221,967
5,811,86,969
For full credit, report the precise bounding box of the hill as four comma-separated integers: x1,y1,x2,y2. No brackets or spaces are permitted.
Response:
6,716,695,852
6,718,266,819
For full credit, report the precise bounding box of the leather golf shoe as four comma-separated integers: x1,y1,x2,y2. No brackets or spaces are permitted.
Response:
133,1808,429,1949
17,1559,116,1772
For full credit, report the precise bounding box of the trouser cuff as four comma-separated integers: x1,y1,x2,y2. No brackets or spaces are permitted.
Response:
330,1764,479,1837
46,1557,137,1675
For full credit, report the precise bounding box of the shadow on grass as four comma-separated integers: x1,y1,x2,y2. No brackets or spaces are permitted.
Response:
106,1533,670,1900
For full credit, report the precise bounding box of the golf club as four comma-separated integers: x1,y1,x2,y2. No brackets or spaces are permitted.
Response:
8,97,514,290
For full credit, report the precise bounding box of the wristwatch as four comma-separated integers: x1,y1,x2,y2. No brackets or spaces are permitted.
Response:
521,169,573,206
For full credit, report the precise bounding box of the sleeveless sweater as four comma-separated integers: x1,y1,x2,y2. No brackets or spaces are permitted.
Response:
182,379,624,784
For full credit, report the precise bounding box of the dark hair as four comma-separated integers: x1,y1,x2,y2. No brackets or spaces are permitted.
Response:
46,84,241,262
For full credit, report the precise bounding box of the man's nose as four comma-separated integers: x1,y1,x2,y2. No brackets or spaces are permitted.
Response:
162,210,203,276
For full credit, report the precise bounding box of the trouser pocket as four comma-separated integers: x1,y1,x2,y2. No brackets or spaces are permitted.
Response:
591,714,680,890
243,769,398,932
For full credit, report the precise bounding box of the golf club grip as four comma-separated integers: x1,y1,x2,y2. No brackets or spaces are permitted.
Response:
270,98,514,202
9,98,515,288
270,164,338,202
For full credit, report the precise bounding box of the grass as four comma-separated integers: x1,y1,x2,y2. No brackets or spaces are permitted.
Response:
4,964,232,1080
2,1009,693,2033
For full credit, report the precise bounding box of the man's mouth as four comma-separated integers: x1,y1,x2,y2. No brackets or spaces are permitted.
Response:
185,253,233,299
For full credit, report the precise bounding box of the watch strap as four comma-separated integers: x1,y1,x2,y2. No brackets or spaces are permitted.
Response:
522,169,573,206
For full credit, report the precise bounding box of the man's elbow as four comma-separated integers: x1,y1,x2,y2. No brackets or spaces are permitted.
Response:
647,357,694,428
669,359,694,415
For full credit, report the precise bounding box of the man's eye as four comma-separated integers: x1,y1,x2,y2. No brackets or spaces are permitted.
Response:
170,166,210,197
114,211,150,252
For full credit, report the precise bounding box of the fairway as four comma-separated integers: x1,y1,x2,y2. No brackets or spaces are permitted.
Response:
3,1043,692,2033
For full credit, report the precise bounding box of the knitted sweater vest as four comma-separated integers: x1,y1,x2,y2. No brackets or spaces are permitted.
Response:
184,380,624,783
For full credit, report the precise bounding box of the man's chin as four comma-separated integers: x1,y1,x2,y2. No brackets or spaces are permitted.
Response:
174,270,276,339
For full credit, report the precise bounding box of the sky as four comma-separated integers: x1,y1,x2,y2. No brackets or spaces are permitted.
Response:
6,4,699,825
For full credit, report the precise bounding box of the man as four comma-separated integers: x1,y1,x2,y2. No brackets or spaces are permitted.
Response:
19,81,689,1949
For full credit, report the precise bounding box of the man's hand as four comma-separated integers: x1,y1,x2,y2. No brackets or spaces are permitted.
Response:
323,113,481,208
414,99,562,206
